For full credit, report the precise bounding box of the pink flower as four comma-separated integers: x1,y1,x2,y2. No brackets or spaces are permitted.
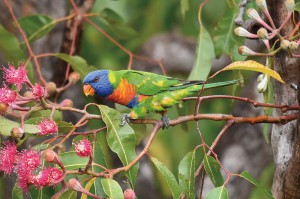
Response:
15,148,41,191
32,84,47,98
0,141,17,174
29,167,63,188
32,168,52,187
0,87,17,104
37,119,58,136
49,167,63,185
3,64,28,90
74,139,92,157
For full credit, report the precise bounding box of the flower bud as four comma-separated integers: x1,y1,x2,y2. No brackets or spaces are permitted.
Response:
46,82,57,94
11,127,24,138
247,8,263,22
238,46,257,56
257,74,268,93
289,41,299,50
256,0,267,11
257,28,268,39
285,0,295,13
257,74,264,83
69,72,80,84
44,149,59,163
280,39,291,50
23,91,34,98
60,99,73,108
68,178,83,191
124,189,136,199
0,103,8,113
234,27,256,38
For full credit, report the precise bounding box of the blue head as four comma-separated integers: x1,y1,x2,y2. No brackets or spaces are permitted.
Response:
83,70,114,97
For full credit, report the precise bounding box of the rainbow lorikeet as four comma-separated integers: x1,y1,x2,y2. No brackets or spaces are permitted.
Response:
83,70,238,127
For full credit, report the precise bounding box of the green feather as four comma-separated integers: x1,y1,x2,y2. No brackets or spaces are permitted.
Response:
105,70,240,118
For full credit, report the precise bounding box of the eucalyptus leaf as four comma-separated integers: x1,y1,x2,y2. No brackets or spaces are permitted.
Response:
52,54,97,81
58,189,77,199
57,121,75,134
178,151,196,199
205,186,228,199
188,26,215,81
18,15,56,42
150,157,181,199
12,185,23,199
240,171,274,199
0,116,39,136
92,133,108,197
59,151,89,170
203,155,224,187
101,178,124,199
98,105,138,187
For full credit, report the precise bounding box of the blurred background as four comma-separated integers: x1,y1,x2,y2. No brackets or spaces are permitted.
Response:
0,0,274,198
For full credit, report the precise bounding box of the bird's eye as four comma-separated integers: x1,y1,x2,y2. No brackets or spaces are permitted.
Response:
93,77,100,83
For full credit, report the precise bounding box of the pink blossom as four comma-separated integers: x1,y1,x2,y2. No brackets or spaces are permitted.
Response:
74,139,92,157
0,141,18,174
15,148,41,191
32,84,48,98
32,168,52,187
0,87,17,104
49,167,63,185
3,64,28,90
37,119,58,136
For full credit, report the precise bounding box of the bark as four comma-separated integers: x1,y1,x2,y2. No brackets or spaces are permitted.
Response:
267,1,300,198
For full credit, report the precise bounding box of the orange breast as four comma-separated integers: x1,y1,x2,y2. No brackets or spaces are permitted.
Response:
106,78,137,106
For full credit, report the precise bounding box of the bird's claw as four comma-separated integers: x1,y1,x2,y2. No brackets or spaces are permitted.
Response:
120,113,130,126
161,114,170,129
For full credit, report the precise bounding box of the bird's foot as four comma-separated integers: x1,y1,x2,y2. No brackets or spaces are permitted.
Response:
161,114,170,129
120,113,131,126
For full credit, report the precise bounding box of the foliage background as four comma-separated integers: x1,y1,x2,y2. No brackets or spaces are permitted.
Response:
0,0,281,198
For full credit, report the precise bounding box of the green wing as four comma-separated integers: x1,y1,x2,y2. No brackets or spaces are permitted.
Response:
121,70,201,95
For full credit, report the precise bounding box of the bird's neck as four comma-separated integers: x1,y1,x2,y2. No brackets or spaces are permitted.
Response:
106,78,137,106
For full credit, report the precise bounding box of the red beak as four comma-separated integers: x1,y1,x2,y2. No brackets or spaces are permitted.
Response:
83,84,95,96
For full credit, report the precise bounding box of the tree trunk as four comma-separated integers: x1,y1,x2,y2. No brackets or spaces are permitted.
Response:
268,1,300,198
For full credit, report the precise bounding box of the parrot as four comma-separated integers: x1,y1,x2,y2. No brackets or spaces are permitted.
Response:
83,70,239,128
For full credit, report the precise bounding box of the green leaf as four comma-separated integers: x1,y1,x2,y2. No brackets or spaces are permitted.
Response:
82,178,96,199
294,2,300,11
0,116,39,136
59,151,89,170
205,186,228,199
12,185,23,199
37,187,56,199
92,133,108,198
24,117,73,134
101,178,124,199
57,121,75,134
222,60,284,83
213,7,244,61
18,15,56,42
0,25,25,62
188,26,215,81
203,155,224,187
98,105,138,187
240,171,274,199
178,151,196,199
58,189,77,199
100,8,125,24
99,8,137,38
150,157,181,199
28,110,63,122
52,53,97,81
